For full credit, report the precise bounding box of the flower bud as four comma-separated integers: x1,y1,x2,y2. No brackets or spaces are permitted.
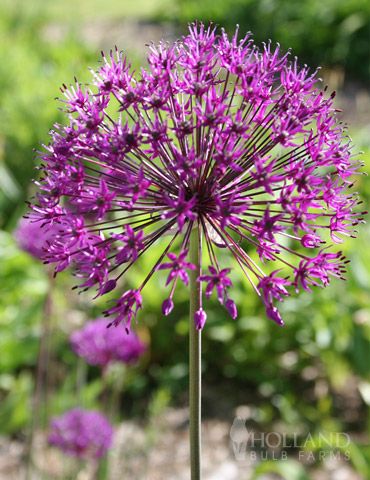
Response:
194,308,207,330
162,298,174,316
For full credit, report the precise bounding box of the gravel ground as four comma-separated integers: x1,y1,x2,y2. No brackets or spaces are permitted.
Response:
0,407,364,480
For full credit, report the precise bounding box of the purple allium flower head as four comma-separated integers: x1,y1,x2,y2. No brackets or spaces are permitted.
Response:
70,318,146,366
14,217,60,261
30,24,365,329
48,408,113,458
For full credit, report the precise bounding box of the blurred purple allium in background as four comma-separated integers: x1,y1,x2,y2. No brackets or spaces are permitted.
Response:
30,24,364,329
48,408,113,458
70,318,146,367
14,217,59,261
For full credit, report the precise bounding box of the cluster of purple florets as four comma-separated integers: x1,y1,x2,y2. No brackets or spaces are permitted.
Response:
48,408,113,459
70,318,146,367
15,217,60,261
29,23,364,329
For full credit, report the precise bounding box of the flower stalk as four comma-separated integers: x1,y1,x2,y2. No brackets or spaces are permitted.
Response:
189,225,202,479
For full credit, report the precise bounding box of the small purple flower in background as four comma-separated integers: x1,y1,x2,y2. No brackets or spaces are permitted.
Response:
30,23,364,330
48,408,113,458
14,217,60,261
70,318,146,367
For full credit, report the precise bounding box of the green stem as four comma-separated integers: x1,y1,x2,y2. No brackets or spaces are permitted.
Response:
26,270,54,480
189,226,202,480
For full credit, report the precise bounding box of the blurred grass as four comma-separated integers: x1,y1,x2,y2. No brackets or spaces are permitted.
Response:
42,0,171,21
1,0,172,21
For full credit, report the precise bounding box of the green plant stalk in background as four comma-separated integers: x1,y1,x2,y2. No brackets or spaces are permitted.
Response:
189,227,202,480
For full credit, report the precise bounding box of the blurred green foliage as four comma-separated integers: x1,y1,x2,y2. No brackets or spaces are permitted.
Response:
163,0,370,83
0,2,94,228
0,0,369,477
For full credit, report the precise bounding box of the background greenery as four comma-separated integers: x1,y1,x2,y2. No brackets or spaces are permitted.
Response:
0,0,369,478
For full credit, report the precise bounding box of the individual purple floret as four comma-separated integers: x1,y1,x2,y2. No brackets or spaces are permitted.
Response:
48,408,113,458
29,23,365,330
14,217,60,261
70,318,146,367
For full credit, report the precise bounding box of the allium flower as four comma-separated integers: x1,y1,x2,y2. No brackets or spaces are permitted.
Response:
14,216,60,261
30,24,364,329
48,408,113,458
70,318,146,367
